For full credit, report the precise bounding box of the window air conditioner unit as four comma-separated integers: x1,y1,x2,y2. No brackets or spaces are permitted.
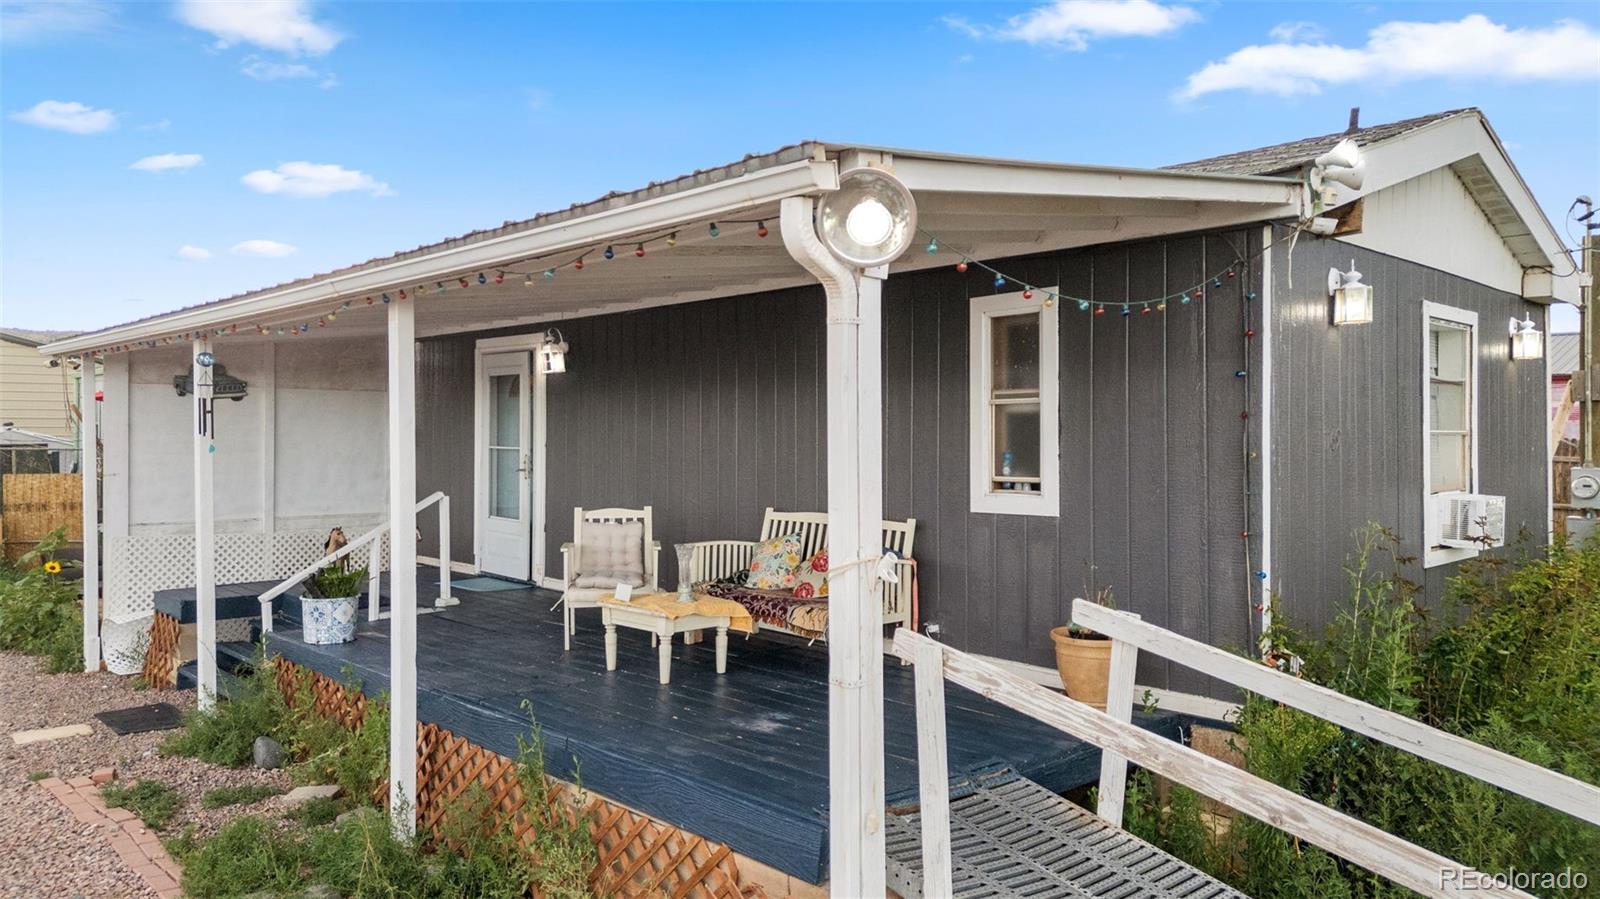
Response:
1429,492,1507,550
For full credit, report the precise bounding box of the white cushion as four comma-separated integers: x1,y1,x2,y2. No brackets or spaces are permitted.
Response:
573,519,646,588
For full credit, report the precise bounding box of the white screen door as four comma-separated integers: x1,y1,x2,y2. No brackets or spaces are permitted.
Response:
478,352,532,578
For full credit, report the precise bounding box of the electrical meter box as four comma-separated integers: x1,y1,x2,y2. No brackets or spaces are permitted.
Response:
1571,467,1600,511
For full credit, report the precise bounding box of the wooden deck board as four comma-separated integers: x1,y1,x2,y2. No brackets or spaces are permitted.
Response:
214,580,1188,885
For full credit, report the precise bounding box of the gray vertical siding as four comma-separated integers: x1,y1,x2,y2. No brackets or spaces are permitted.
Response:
1268,228,1549,632
415,229,1266,692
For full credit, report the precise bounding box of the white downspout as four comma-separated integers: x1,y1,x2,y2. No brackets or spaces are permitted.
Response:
192,337,217,709
80,355,100,672
780,194,888,898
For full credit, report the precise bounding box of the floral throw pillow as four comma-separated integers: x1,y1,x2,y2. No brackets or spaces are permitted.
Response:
748,533,803,590
794,549,829,599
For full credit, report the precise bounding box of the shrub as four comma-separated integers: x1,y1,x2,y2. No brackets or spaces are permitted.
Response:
160,645,291,766
0,528,83,672
201,783,285,809
170,815,310,898
1124,526,1600,897
101,779,182,830
285,795,343,827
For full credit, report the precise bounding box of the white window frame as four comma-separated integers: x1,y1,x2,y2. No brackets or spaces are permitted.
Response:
1421,301,1480,568
969,289,1059,517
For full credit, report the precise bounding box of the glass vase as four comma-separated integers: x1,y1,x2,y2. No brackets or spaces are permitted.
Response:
674,543,695,604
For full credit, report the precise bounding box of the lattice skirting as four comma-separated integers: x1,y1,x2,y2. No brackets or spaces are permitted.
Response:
268,657,764,898
143,613,182,687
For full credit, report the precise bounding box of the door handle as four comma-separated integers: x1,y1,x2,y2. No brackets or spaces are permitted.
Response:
517,453,531,476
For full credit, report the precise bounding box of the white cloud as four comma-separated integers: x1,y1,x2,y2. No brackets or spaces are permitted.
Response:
241,55,315,80
0,0,114,43
177,245,212,261
241,161,393,198
9,99,116,134
131,153,204,172
947,0,1199,50
231,239,297,258
1182,14,1600,99
175,0,341,55
139,118,172,133
1268,21,1326,42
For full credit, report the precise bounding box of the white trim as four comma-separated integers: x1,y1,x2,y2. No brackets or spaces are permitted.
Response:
1544,307,1555,543
969,289,1060,517
890,155,1301,208
1421,301,1481,568
42,160,841,357
258,342,276,561
974,652,1242,722
1257,226,1274,644
473,334,548,582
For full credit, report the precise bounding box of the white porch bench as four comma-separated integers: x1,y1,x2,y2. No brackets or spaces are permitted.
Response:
683,507,917,639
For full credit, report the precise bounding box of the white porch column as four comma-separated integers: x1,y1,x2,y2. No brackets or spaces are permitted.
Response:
780,196,887,897
80,355,100,672
192,337,217,708
387,295,419,833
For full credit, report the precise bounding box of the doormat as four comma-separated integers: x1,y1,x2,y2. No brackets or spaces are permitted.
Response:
94,703,185,735
449,576,527,593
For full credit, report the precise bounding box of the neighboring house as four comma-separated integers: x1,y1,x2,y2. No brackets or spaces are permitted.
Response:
0,328,82,442
1551,331,1581,447
40,107,1582,887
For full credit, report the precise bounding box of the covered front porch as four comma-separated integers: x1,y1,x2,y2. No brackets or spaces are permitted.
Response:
198,580,1189,885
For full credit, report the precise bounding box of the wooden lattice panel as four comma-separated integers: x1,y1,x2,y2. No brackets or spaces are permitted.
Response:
270,657,765,899
141,612,182,687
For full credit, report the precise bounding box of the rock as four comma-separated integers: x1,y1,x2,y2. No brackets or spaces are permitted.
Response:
282,784,342,805
252,736,283,769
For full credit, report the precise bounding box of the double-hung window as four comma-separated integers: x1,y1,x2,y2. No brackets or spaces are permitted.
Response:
1422,301,1479,566
970,289,1059,516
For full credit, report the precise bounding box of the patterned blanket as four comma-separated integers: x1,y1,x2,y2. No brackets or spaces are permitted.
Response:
697,580,827,640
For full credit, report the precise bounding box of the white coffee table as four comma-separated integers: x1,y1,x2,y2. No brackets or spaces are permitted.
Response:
601,601,729,685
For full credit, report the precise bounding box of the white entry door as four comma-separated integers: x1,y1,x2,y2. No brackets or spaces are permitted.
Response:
478,352,532,579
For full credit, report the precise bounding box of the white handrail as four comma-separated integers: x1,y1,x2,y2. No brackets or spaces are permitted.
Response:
258,492,451,632
892,628,1533,899
1070,599,1600,827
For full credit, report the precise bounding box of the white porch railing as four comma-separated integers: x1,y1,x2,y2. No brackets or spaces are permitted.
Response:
258,492,454,632
893,603,1600,899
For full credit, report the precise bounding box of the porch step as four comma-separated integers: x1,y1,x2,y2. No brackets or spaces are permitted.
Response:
885,767,1244,899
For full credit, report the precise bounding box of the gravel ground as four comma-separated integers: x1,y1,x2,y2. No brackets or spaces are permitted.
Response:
0,651,294,898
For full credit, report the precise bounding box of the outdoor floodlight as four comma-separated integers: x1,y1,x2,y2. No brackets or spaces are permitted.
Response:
1310,137,1365,204
1510,315,1543,361
816,168,917,267
1329,260,1373,326
539,329,568,375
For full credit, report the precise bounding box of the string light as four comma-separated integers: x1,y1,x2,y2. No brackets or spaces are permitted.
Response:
708,222,720,238
666,232,678,248
926,237,938,254
477,272,488,285
635,243,646,258
756,221,768,238
603,246,615,260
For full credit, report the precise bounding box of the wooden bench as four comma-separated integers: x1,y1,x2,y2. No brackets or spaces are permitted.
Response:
683,507,917,639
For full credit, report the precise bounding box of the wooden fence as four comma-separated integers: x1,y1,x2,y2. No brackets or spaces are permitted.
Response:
895,601,1600,899
0,473,81,558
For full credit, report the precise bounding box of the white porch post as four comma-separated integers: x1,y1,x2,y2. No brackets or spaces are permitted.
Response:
780,195,887,897
387,294,419,833
79,355,100,672
192,337,217,709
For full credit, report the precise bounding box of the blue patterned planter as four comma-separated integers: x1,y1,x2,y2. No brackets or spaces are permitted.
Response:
301,595,359,645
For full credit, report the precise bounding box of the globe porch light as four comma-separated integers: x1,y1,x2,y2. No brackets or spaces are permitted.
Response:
1510,315,1543,361
816,168,917,268
1329,260,1373,326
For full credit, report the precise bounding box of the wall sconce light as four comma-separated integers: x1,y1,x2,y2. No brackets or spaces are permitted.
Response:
1510,315,1543,361
1328,260,1373,325
538,329,568,374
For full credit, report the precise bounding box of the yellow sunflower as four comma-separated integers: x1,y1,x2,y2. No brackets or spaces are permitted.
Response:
43,560,63,575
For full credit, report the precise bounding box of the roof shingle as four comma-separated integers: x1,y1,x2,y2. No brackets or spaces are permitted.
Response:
1164,109,1476,176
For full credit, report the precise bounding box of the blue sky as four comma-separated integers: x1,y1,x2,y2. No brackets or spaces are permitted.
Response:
3,0,1597,333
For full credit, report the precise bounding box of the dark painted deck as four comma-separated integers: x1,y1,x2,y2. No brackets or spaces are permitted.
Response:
215,579,1188,885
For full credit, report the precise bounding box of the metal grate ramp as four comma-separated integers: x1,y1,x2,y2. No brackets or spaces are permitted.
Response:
885,769,1246,899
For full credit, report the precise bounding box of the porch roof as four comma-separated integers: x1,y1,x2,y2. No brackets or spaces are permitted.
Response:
41,143,1300,358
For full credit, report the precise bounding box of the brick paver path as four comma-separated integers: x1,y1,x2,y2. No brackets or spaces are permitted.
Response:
38,769,182,899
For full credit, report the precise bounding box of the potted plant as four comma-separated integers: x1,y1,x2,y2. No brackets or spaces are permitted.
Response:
299,562,367,645
1049,585,1115,709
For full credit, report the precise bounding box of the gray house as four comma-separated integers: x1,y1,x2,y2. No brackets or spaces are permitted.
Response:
43,107,1579,891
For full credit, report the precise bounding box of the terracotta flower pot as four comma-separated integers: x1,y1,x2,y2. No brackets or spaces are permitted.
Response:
1050,626,1113,710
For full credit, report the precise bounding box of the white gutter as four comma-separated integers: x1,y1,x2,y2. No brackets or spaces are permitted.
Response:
889,155,1302,207
42,159,840,357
